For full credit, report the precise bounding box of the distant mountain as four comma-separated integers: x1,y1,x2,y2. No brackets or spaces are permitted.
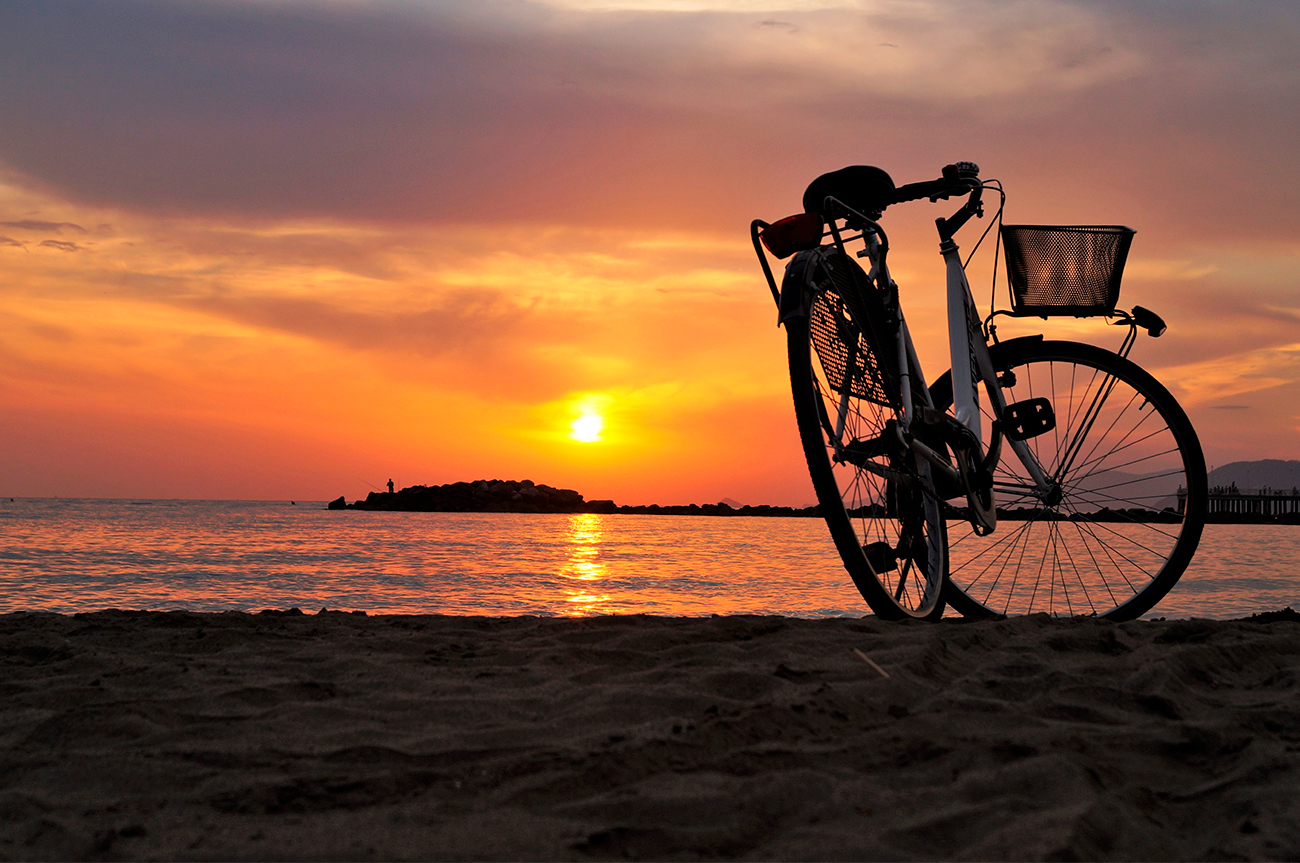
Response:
1040,467,1184,513
1207,460,1300,493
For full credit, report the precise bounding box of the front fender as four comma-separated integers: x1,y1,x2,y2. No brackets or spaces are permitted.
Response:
927,334,1046,405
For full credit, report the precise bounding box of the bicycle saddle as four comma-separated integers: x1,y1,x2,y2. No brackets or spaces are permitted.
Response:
802,165,895,220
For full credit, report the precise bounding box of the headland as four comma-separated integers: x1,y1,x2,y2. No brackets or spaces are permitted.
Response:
328,479,820,517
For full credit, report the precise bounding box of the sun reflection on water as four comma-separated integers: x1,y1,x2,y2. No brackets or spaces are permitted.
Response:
560,513,613,614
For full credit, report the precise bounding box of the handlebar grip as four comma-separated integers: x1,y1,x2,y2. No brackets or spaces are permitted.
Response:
890,162,981,205
890,179,960,204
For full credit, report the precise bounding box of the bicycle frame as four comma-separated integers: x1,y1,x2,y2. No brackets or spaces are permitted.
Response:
937,227,1056,514
757,196,1059,534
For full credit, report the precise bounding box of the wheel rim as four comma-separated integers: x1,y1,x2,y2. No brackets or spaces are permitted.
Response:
940,340,1204,619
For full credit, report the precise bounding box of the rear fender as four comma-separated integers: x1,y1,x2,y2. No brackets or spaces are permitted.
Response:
777,249,823,326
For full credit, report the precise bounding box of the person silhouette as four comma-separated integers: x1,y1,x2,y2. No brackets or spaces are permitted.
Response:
387,478,395,494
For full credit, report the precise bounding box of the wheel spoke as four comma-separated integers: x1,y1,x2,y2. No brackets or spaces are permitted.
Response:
1069,518,1121,608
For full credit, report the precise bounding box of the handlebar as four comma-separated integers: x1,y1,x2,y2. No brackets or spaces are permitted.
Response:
890,161,983,206
794,161,987,251
891,162,986,243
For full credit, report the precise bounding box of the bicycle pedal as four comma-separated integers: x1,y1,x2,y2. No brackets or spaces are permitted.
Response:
864,542,898,574
1003,397,1055,441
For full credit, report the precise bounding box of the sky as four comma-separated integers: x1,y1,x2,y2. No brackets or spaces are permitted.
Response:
1,0,1297,505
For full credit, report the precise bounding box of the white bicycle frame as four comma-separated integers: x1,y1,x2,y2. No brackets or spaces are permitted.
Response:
848,211,1055,523
937,235,1054,493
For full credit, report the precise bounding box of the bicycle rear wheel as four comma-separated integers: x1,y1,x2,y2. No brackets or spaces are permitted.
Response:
931,338,1206,620
785,251,947,620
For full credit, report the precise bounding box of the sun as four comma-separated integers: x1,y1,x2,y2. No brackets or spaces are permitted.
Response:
570,412,604,443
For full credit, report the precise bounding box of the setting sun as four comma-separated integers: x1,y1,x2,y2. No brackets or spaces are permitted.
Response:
570,413,604,442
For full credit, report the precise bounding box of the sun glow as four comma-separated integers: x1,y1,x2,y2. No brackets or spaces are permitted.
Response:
570,412,605,442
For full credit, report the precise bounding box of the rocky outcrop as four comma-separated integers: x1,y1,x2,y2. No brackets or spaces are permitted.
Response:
344,479,593,513
330,481,822,516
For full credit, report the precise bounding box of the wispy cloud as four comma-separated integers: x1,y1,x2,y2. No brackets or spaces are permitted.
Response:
37,239,82,252
0,219,85,233
182,289,533,362
1158,342,1300,406
1125,259,1218,281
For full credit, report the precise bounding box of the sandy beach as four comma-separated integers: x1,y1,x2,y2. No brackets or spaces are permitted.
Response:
1,610,1298,861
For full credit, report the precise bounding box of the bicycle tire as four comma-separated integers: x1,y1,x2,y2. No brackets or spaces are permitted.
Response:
930,338,1206,620
784,260,947,620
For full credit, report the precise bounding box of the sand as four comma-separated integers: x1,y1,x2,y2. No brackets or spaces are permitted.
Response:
2,610,1298,861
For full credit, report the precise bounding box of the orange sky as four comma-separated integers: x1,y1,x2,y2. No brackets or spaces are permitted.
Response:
1,0,1298,505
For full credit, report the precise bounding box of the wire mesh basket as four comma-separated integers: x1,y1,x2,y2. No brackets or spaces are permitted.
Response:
1001,225,1135,317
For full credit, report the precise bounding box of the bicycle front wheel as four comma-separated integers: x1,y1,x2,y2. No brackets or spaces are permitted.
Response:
931,338,1206,620
785,277,947,621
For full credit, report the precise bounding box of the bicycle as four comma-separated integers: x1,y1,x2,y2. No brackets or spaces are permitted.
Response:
751,162,1207,621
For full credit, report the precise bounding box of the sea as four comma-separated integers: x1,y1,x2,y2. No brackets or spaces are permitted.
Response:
0,498,1295,619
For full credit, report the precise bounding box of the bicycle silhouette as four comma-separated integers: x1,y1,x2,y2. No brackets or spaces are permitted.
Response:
753,162,1207,621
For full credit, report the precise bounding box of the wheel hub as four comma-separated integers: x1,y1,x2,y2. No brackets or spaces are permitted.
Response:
1041,481,1063,508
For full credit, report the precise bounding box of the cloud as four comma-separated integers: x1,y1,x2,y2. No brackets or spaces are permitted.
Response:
0,219,85,233
0,0,1294,242
182,289,534,362
1125,259,1217,281
0,235,25,248
1158,342,1300,406
24,319,73,343
37,239,81,252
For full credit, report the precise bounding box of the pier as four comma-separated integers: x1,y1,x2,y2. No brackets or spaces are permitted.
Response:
1178,483,1300,519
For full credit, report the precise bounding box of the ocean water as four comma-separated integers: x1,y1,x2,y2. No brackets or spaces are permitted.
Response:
0,498,1294,619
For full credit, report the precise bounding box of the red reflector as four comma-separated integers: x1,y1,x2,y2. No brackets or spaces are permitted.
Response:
760,212,823,259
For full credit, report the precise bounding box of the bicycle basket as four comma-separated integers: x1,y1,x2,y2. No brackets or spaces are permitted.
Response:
1001,225,1135,317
